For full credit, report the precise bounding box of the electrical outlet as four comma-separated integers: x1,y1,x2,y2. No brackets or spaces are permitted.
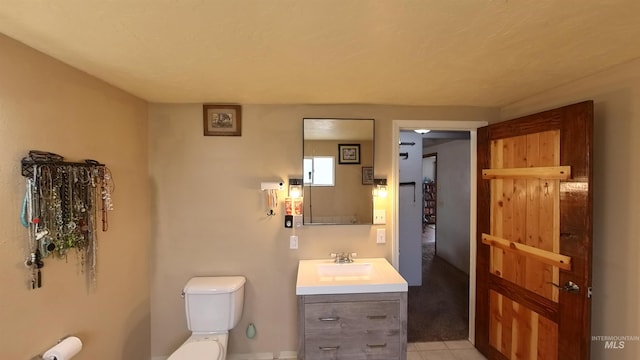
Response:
376,228,386,243
373,209,386,224
290,235,298,249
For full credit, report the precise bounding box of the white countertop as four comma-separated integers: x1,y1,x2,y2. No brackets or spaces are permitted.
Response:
296,257,408,295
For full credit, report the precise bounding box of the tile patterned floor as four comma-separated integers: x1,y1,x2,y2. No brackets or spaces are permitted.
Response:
408,340,487,360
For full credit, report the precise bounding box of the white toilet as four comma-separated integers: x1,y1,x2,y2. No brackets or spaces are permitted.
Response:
168,276,246,360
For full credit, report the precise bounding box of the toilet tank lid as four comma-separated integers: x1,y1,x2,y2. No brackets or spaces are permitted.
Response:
184,276,246,294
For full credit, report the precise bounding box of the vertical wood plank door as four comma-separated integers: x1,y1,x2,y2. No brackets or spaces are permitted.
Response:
475,102,593,360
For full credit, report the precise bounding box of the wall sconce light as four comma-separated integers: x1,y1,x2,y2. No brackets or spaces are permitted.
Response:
373,178,388,198
288,178,303,199
286,179,303,228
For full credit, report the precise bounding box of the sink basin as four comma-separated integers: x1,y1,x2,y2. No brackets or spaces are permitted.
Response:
296,258,408,295
316,262,373,277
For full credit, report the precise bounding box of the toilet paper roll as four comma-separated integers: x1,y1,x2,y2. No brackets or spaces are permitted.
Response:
43,336,82,360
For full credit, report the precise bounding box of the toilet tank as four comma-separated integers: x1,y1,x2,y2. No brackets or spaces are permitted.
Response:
183,276,246,332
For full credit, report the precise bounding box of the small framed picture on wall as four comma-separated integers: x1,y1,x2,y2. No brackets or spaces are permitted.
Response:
203,104,242,136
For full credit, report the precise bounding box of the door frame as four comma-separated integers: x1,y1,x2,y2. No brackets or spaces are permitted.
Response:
391,119,487,343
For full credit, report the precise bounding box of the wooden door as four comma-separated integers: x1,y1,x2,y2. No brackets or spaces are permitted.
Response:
475,102,593,360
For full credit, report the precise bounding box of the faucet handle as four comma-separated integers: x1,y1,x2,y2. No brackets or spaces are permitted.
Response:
330,252,356,263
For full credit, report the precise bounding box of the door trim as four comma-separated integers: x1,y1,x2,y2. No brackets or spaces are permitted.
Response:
391,119,487,343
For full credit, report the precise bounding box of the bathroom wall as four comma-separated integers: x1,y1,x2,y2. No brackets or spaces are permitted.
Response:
0,34,151,359
148,104,497,357
500,58,640,359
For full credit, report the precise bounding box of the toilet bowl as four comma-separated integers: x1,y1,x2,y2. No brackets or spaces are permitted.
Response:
167,276,245,360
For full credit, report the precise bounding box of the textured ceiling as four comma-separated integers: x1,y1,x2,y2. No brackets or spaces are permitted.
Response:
1,1,640,106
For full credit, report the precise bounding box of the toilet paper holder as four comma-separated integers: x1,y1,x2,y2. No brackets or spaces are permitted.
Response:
32,335,81,360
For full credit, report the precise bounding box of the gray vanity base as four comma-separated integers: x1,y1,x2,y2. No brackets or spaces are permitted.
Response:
297,292,407,360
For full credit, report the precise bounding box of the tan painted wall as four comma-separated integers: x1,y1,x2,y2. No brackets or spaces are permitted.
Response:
501,58,640,359
0,34,150,359
149,104,497,357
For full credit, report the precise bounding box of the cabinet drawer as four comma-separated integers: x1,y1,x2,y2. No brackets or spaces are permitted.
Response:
305,300,400,332
305,332,400,360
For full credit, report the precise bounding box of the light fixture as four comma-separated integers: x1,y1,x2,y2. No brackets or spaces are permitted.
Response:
285,179,303,225
372,178,388,198
288,178,303,199
414,129,431,134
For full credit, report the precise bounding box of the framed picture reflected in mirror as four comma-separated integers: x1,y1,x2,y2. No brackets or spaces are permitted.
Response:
338,144,360,164
362,166,374,185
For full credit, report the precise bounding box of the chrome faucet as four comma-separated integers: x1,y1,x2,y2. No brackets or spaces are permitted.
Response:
331,252,356,263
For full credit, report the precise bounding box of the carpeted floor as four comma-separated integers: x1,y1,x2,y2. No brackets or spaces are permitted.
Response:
407,242,470,342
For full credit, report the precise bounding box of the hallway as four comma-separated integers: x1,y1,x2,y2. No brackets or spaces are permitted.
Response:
407,226,470,342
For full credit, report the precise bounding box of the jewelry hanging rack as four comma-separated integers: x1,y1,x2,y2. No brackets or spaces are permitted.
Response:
19,150,114,290
21,158,105,177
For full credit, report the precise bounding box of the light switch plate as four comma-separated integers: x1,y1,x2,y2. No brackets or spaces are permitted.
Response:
373,209,386,224
293,215,303,228
290,235,298,249
376,228,386,244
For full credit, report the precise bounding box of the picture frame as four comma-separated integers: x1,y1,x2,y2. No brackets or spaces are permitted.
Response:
338,144,361,164
203,104,242,136
362,166,374,185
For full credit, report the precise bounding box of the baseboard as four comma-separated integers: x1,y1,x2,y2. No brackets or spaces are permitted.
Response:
276,351,298,359
228,351,297,360
227,353,275,360
153,351,297,360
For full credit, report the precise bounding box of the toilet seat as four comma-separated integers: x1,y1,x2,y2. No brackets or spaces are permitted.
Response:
167,337,224,360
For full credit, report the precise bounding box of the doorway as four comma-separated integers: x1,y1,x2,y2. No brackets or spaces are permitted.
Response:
392,120,486,344
401,130,472,342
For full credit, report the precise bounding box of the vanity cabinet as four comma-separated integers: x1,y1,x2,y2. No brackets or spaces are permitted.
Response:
297,292,407,360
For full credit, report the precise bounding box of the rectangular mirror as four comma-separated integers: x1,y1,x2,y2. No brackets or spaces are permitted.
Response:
303,118,375,225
